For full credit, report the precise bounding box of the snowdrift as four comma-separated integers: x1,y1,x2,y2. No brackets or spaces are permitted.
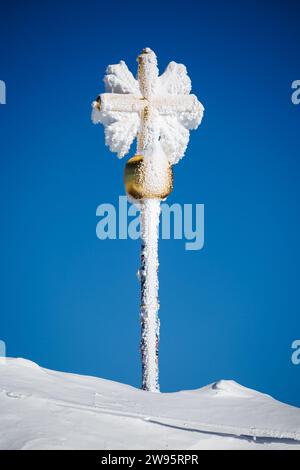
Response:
0,358,299,450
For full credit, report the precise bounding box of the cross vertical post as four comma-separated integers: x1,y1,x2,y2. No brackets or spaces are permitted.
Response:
140,199,161,391
92,48,204,392
137,50,161,392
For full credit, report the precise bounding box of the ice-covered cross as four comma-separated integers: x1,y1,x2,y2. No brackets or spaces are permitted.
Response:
92,47,203,165
92,48,204,393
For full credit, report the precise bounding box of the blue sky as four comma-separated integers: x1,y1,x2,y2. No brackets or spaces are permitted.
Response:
0,0,300,407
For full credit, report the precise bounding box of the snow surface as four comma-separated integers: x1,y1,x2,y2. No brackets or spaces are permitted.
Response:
0,358,300,450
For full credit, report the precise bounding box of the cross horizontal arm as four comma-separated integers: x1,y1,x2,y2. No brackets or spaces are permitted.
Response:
97,93,202,117
153,95,202,116
98,93,144,113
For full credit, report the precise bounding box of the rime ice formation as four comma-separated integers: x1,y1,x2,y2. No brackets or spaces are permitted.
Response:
140,199,161,392
92,48,204,164
92,48,204,392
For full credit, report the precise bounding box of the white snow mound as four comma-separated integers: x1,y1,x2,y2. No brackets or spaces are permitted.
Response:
0,358,299,450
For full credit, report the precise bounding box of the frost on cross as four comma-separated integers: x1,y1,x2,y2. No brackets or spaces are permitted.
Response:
92,48,204,392
92,47,204,163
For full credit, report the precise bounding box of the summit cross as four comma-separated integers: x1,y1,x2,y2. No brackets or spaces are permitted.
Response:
92,48,204,392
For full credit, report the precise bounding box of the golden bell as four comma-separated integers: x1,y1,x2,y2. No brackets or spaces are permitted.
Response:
124,155,173,200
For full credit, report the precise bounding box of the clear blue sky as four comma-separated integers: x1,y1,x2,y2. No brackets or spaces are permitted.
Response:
0,0,299,407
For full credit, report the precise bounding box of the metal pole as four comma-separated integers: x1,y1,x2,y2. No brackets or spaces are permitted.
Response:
140,198,160,392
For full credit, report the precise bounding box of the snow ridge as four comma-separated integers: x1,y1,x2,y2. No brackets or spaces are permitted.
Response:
1,359,300,450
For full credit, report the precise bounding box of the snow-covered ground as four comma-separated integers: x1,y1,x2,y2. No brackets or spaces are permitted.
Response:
0,358,299,450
